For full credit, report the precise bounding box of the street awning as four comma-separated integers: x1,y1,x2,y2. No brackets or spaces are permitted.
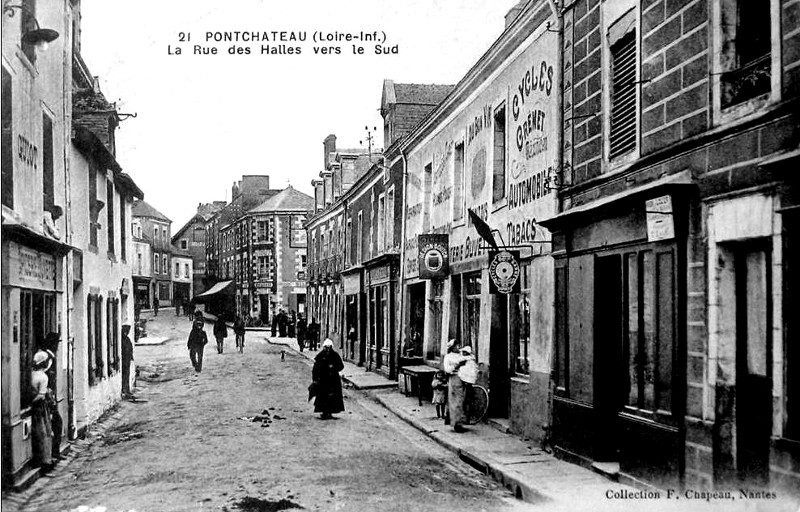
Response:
193,280,234,302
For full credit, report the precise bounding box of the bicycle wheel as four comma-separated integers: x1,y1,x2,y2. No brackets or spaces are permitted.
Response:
464,385,489,425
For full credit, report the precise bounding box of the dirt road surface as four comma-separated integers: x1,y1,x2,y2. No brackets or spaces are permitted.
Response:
15,312,531,512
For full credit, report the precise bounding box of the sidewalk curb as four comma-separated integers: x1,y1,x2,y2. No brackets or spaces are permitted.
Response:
369,391,548,505
272,339,549,505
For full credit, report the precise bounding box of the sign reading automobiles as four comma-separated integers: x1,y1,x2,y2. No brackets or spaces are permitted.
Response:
488,249,521,294
418,234,449,279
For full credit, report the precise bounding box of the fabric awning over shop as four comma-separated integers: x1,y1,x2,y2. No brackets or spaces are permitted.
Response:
193,280,234,302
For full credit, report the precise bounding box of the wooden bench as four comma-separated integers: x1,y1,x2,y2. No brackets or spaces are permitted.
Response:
398,365,438,406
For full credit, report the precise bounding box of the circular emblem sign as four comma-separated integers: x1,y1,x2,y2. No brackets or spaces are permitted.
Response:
489,250,520,294
424,248,444,273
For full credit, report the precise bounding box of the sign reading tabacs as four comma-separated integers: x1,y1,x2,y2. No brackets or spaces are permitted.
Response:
418,234,449,279
488,249,521,294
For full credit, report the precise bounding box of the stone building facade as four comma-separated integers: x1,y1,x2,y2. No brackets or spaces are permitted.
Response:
540,0,800,491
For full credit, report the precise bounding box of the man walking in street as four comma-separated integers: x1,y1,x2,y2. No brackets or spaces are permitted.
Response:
296,314,307,352
187,319,208,372
307,318,320,351
213,314,228,354
121,325,134,397
153,299,159,317
233,315,246,353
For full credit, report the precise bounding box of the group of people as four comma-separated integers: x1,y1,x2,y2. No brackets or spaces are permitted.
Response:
434,340,478,433
187,312,248,372
269,310,321,353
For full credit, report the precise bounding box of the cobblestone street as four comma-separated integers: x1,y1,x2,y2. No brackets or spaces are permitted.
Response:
5,312,529,512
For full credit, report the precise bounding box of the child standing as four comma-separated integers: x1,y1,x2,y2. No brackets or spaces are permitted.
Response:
431,370,448,419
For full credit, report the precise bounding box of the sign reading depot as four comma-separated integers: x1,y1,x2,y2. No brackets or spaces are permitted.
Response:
488,249,521,294
418,234,449,279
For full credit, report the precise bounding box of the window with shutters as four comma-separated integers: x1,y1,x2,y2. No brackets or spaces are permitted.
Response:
609,30,637,159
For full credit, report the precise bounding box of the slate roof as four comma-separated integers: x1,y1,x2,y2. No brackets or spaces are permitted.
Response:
394,83,454,105
131,200,171,222
248,186,314,214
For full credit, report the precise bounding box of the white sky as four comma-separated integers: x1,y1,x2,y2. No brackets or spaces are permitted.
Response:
80,0,517,229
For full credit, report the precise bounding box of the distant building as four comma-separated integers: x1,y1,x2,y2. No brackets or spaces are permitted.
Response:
171,201,226,296
170,246,193,309
131,200,172,309
234,186,314,322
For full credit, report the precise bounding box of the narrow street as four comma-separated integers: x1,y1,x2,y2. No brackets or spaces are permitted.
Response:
15,312,529,512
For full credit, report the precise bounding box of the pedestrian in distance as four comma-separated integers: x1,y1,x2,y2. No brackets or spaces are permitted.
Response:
30,350,54,470
233,315,246,353
296,314,307,352
431,369,448,420
271,310,278,337
308,317,320,351
175,300,181,317
188,302,196,320
153,299,159,317
213,314,228,354
187,319,208,372
121,325,134,396
278,309,288,337
310,339,345,419
443,339,469,432
288,310,296,338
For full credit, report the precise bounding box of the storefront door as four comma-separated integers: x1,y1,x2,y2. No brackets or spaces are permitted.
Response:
489,294,509,418
593,254,624,462
734,243,772,485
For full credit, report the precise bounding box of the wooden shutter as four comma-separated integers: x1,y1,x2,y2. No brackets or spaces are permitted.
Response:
609,31,637,159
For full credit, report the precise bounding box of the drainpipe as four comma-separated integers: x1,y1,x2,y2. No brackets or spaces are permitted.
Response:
396,150,408,379
544,0,563,443
63,1,75,441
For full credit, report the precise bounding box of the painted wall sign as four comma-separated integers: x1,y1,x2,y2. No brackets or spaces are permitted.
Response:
418,234,449,279
17,134,38,170
7,242,57,290
488,249,521,294
646,195,675,242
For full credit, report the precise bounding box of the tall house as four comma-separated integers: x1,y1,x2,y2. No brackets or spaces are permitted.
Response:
171,201,226,297
306,135,374,350
131,200,172,309
233,186,314,322
2,0,143,488
540,0,800,491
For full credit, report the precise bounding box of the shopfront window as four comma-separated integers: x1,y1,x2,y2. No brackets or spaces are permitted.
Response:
510,264,531,375
88,294,104,384
465,272,482,357
426,279,445,360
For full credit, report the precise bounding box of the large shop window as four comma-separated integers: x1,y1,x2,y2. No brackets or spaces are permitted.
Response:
624,250,676,413
19,291,57,409
465,272,482,356
510,264,531,375
426,279,445,361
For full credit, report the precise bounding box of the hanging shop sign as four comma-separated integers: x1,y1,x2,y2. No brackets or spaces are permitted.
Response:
7,242,58,290
418,234,449,279
645,195,675,242
488,249,521,294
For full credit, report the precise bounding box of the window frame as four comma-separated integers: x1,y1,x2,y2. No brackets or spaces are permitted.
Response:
710,0,782,125
602,2,640,171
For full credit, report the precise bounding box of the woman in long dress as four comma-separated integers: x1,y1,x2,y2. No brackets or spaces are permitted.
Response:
31,350,54,468
311,339,345,419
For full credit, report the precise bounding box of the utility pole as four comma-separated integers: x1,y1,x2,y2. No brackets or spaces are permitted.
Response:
360,126,377,163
